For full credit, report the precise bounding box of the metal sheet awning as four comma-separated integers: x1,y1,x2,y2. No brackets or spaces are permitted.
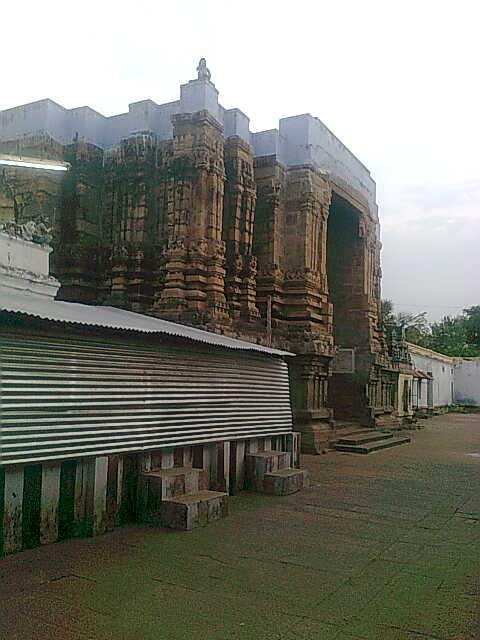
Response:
413,370,433,380
0,292,292,357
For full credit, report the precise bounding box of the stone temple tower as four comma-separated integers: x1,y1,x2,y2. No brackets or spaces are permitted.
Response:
0,60,410,452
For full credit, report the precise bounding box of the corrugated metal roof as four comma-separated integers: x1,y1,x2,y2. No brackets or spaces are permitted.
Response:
414,369,433,380
0,292,292,357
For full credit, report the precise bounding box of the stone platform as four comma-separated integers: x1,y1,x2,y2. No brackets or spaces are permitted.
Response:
334,430,411,454
0,414,478,639
139,466,227,530
246,450,309,495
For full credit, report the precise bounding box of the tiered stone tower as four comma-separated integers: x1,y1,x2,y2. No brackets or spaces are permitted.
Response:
0,59,407,451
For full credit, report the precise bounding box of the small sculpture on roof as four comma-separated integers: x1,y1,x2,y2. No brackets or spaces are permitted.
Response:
197,58,211,81
0,216,52,245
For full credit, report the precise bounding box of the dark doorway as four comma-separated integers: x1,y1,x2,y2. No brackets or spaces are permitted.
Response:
402,380,410,414
327,193,366,348
327,193,371,423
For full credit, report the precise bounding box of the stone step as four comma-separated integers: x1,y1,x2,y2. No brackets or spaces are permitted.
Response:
334,435,411,454
153,490,228,531
375,414,402,430
336,430,395,446
330,420,364,431
245,451,292,491
139,466,207,507
264,468,309,496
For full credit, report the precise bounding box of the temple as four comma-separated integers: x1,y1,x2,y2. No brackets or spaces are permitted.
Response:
0,60,412,452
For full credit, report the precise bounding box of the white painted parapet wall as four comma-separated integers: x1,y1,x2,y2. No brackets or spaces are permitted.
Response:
0,62,377,213
0,231,60,299
454,359,480,406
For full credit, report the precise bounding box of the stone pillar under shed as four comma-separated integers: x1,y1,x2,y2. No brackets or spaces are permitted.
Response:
40,463,61,545
93,457,109,536
286,432,302,469
73,459,95,537
216,442,230,494
230,440,246,494
2,466,24,554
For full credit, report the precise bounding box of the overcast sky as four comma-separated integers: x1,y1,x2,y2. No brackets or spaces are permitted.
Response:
2,0,479,320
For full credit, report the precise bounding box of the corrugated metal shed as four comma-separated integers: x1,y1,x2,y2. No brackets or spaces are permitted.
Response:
1,334,293,465
0,292,291,357
1,294,294,465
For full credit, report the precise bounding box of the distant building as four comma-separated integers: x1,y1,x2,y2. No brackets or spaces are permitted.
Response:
454,358,480,407
407,342,480,411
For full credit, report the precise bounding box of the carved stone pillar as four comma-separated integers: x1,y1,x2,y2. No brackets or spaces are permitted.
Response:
223,136,260,323
282,165,332,334
55,141,105,304
287,354,332,453
153,111,229,326
102,133,156,311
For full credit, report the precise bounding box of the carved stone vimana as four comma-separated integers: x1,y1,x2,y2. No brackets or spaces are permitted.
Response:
0,60,404,451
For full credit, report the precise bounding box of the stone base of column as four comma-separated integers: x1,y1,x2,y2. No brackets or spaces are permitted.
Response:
293,413,333,454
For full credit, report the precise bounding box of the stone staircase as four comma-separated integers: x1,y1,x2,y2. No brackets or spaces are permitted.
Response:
374,413,402,430
139,466,228,530
333,430,411,454
246,450,309,495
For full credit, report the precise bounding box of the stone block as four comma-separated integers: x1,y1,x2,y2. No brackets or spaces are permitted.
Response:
138,467,207,521
245,451,291,492
154,490,228,531
263,468,309,496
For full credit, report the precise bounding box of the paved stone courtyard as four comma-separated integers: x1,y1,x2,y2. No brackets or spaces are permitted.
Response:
1,414,478,640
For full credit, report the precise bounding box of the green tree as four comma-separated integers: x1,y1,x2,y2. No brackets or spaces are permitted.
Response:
464,306,480,349
420,315,480,357
381,299,429,342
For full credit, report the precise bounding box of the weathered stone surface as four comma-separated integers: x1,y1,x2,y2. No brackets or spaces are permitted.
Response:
0,64,412,448
138,467,208,522
155,490,228,530
245,451,291,492
40,463,61,545
2,466,24,554
263,468,309,495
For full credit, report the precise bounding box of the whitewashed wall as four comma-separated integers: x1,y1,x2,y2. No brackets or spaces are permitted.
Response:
454,359,480,406
408,345,455,409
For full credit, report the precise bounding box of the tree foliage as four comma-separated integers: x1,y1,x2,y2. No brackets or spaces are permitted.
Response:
381,299,429,342
381,300,480,358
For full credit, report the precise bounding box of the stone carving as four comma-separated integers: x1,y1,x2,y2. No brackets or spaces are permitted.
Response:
0,68,405,447
0,218,52,245
197,58,211,81
245,254,257,276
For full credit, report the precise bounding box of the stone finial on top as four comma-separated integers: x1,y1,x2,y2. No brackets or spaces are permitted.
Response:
197,58,211,81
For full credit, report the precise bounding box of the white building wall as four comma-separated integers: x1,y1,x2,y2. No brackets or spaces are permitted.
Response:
409,347,455,409
454,359,480,406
